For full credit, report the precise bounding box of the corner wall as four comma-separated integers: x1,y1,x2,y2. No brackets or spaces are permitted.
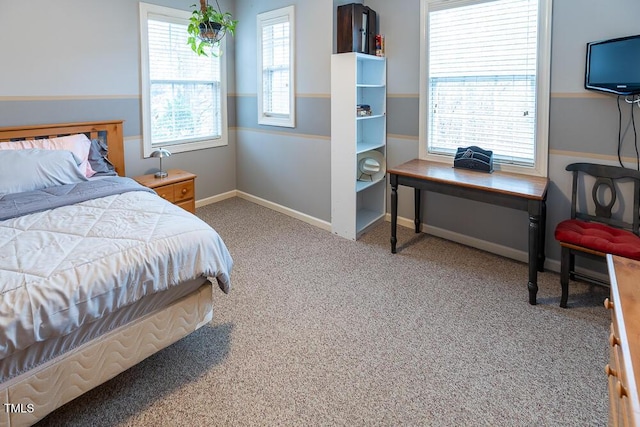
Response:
233,0,333,222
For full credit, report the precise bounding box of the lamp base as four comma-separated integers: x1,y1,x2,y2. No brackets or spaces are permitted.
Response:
154,171,168,178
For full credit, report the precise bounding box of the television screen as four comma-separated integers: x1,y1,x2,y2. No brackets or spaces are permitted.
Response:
585,34,640,96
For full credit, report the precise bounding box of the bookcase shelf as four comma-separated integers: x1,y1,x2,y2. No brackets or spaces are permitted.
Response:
331,53,386,240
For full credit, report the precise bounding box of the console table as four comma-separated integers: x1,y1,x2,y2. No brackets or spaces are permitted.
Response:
388,159,549,305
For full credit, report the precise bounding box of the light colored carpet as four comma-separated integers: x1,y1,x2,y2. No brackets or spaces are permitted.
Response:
39,197,610,426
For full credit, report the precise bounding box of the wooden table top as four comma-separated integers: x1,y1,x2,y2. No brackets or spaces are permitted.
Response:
388,159,549,200
133,169,196,188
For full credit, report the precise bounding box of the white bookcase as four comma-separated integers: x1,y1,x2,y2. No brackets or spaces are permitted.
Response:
331,52,386,240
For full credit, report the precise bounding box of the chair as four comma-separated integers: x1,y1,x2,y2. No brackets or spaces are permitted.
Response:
554,163,640,307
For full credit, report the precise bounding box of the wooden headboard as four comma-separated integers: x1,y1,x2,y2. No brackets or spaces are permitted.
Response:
0,120,125,176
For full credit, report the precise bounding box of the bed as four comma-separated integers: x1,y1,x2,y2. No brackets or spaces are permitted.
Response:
0,121,233,427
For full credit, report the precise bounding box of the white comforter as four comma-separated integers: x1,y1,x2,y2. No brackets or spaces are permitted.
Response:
0,191,233,360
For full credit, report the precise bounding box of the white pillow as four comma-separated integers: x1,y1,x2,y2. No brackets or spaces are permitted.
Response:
0,149,88,196
0,134,96,177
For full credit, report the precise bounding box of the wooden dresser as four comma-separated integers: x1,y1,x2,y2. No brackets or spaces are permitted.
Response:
606,254,640,426
133,169,196,214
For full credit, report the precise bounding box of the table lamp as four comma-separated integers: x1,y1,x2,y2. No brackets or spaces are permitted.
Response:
150,148,171,178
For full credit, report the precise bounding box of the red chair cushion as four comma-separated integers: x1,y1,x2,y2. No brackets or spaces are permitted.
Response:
555,219,640,260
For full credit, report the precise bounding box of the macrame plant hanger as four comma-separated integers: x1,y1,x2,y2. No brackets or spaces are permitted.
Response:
198,0,226,44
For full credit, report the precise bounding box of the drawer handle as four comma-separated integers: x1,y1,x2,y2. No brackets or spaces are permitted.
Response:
604,298,614,310
181,188,188,195
605,364,618,377
617,381,628,398
610,333,620,347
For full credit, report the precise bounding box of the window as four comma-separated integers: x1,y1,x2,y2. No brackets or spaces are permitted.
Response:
419,0,552,176
257,6,295,128
139,3,228,157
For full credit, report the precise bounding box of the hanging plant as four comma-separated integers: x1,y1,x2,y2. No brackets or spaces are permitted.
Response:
187,0,238,56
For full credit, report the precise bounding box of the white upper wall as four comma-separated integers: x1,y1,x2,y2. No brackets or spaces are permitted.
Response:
0,0,235,97
3,0,638,98
550,0,640,93
234,0,332,95
362,0,420,96
0,0,139,96
366,0,640,95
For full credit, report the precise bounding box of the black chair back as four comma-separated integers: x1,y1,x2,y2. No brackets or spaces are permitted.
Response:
566,163,640,235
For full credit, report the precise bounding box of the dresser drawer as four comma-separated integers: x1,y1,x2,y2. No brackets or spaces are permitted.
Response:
154,183,175,202
175,198,195,214
606,255,640,427
611,326,628,386
610,369,621,427
174,179,194,202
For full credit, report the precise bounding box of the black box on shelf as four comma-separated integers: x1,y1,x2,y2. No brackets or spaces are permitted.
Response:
337,3,377,55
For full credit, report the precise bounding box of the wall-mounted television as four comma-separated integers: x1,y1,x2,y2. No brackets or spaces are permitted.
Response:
585,34,640,96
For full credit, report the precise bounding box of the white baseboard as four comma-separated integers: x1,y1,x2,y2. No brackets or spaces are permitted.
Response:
195,190,238,208
195,190,330,231
384,213,613,279
386,212,530,261
236,191,332,231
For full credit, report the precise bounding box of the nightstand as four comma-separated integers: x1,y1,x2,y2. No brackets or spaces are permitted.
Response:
133,169,196,213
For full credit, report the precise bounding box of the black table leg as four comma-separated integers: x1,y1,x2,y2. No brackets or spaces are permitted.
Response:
537,200,547,272
414,188,421,233
527,211,540,305
391,174,398,254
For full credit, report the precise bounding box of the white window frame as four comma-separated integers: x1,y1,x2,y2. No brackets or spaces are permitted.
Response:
418,0,552,177
139,2,229,157
257,6,296,128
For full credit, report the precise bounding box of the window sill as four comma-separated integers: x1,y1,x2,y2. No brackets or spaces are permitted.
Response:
420,153,546,178
259,116,295,128
144,137,227,157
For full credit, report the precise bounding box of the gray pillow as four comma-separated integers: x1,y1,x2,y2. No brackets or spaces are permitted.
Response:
88,138,117,176
0,149,88,196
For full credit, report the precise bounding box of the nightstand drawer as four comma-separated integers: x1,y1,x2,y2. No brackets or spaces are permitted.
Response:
153,183,175,202
174,180,194,202
175,198,195,213
133,169,197,214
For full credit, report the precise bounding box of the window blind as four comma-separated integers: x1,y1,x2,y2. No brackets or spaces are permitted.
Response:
427,0,539,166
147,17,221,146
261,17,290,117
